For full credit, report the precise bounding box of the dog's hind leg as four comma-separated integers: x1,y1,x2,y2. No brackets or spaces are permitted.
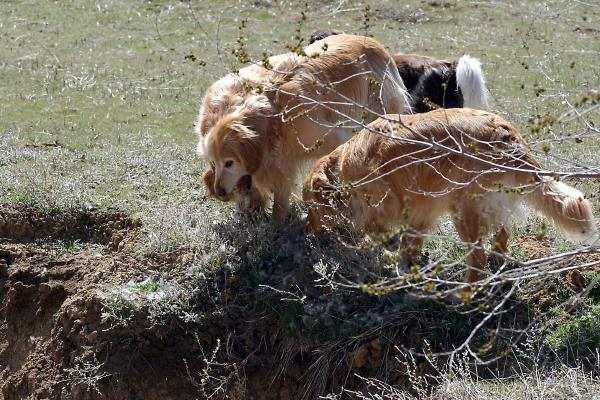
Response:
453,210,490,283
272,181,293,225
489,226,510,269
399,231,425,268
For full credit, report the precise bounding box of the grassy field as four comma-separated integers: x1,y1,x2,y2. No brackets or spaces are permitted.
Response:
1,0,600,398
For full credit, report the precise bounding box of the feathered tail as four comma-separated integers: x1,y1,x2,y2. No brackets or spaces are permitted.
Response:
527,178,597,244
456,55,489,109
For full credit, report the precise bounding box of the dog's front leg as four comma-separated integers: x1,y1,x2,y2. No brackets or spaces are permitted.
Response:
237,187,267,215
202,167,216,197
489,226,510,269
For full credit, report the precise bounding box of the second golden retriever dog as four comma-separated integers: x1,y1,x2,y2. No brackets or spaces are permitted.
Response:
198,34,410,223
309,29,489,112
303,108,597,282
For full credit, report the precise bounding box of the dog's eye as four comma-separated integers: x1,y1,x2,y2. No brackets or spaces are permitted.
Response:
224,160,233,168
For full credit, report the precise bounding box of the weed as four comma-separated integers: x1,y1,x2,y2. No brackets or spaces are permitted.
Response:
101,294,133,323
546,304,600,353
64,352,111,395
60,237,81,253
136,280,160,294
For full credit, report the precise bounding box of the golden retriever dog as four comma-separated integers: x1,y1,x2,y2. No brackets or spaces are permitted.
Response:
198,34,410,223
309,29,489,112
197,53,301,213
303,108,597,282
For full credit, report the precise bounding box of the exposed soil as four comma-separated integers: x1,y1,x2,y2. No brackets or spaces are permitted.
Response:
0,205,204,399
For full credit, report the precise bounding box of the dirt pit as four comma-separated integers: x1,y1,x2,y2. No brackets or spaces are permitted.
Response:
0,205,202,399
0,205,227,398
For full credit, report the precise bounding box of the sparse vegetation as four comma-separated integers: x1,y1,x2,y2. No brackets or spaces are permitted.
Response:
1,0,599,399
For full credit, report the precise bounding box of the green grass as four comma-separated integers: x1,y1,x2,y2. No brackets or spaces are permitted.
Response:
136,280,160,294
546,304,600,352
60,237,82,253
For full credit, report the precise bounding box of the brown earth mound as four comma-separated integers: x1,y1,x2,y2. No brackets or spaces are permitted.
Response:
0,205,204,399
2,205,208,399
0,204,140,247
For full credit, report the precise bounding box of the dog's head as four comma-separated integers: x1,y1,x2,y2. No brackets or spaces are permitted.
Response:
203,115,262,201
303,149,344,235
308,29,344,44
200,96,275,202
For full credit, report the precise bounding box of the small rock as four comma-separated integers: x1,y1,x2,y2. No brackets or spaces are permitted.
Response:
112,233,124,249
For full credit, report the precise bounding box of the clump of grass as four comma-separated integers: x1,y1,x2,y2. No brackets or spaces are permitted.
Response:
539,269,600,357
64,353,111,395
142,200,224,253
329,342,600,400
60,237,81,253
430,363,600,400
99,277,199,325
136,280,160,294
582,271,600,303
5,188,58,215
100,294,133,323
546,304,600,353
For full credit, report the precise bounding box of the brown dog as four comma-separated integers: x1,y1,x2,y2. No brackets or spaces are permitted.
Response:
198,34,410,223
309,29,489,112
303,108,597,282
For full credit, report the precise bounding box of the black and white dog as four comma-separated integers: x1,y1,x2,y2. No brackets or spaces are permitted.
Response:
309,29,488,112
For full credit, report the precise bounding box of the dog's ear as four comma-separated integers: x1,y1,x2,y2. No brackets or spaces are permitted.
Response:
264,80,301,117
196,135,207,157
229,95,279,173
308,29,344,44
227,122,264,174
202,167,216,197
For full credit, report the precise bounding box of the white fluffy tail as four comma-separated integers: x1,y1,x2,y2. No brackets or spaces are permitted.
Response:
456,55,489,109
527,178,598,245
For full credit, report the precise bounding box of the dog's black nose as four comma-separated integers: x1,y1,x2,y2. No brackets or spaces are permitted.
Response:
216,187,227,198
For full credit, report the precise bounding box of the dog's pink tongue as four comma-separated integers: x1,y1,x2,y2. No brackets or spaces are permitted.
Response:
236,175,252,195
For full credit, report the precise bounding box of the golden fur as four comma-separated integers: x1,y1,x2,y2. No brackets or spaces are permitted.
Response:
197,34,410,223
303,108,597,282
